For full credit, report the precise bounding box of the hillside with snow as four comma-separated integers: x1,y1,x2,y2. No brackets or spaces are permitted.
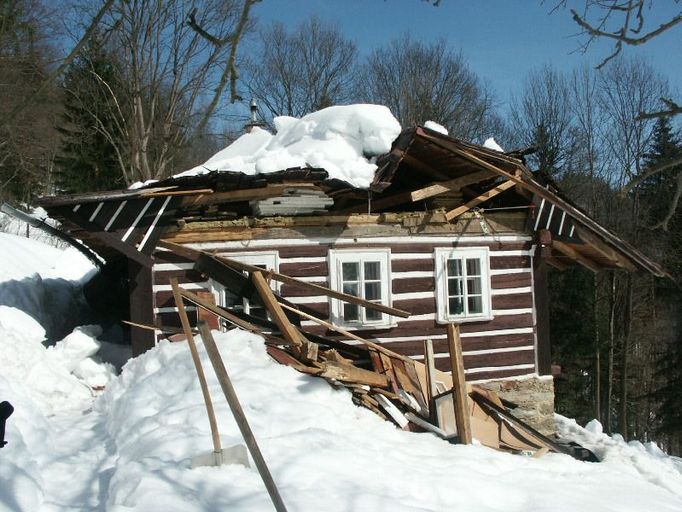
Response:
1,229,682,511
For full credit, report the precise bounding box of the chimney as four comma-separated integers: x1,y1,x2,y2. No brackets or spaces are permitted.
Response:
245,99,265,133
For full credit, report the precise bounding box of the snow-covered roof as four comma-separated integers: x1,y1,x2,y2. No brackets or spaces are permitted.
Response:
176,104,402,189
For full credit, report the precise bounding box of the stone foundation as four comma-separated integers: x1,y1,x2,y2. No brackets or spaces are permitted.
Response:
476,375,555,435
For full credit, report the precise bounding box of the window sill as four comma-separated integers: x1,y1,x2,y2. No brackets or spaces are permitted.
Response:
436,314,494,325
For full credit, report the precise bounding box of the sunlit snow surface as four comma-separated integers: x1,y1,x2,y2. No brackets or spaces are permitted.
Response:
176,104,402,188
1,233,682,511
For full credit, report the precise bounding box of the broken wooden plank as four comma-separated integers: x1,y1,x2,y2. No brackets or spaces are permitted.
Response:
411,170,493,202
445,180,516,221
423,339,437,413
170,280,223,459
197,321,289,512
446,324,473,444
251,271,306,349
183,183,319,207
374,393,409,429
319,361,390,388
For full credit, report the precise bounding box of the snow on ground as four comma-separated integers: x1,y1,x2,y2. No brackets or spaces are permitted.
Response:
2,230,682,511
176,104,402,188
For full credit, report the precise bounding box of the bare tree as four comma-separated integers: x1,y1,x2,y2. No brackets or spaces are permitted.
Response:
245,17,358,119
509,65,576,177
357,35,499,142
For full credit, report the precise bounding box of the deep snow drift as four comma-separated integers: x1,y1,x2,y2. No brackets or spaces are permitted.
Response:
2,224,682,511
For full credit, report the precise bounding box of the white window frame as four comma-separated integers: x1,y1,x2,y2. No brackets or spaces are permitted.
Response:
328,248,393,329
211,251,279,321
434,247,492,323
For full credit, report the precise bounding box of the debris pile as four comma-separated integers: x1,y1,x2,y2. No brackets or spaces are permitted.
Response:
148,241,593,461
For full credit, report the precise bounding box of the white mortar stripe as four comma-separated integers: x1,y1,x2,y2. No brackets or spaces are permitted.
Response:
287,295,328,305
89,202,104,222
464,363,535,375
373,327,534,343
152,281,210,292
544,203,555,230
105,200,127,231
393,271,434,279
533,198,546,231
558,211,567,236
429,345,535,358
492,308,533,315
279,256,327,264
392,291,433,300
468,372,539,384
138,196,172,252
490,250,532,256
491,286,532,295
154,306,197,313
121,198,154,242
153,262,195,271
72,204,81,212
186,234,533,250
490,268,531,275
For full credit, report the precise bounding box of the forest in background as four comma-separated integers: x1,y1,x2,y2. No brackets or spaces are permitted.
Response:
1,0,680,453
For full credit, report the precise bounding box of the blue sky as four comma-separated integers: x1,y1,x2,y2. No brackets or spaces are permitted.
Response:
252,0,681,114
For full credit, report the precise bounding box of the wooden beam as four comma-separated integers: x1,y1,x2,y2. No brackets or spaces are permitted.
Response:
196,322,289,512
128,260,155,355
446,324,473,444
141,188,213,197
445,180,516,221
319,361,389,388
410,170,492,202
278,302,416,365
545,255,570,270
183,183,319,208
574,226,637,271
552,240,601,273
251,271,306,349
403,153,450,180
423,339,437,415
171,280,223,459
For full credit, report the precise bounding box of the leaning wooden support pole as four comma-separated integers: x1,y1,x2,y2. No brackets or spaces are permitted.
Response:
170,279,223,459
196,321,289,512
446,324,473,444
423,339,437,416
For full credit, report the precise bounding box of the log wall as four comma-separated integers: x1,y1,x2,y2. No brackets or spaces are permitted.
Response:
151,233,540,383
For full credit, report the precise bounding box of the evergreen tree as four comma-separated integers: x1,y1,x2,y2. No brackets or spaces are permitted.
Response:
54,39,124,194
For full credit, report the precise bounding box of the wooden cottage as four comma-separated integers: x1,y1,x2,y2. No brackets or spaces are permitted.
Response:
36,126,666,432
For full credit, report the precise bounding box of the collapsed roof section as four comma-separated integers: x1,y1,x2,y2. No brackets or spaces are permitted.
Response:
36,126,667,277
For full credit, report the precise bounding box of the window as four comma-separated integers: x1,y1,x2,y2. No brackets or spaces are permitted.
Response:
329,249,392,328
435,247,492,323
212,252,278,322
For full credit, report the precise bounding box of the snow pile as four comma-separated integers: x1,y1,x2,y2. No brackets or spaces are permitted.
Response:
424,120,449,135
177,104,402,188
556,416,682,496
484,137,504,152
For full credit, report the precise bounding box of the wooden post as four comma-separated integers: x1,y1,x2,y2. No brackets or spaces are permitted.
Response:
446,324,472,444
423,339,437,416
170,279,223,459
196,321,289,512
251,271,305,348
129,259,156,356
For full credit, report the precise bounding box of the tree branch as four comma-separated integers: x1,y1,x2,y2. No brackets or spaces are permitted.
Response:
638,98,682,120
621,155,682,195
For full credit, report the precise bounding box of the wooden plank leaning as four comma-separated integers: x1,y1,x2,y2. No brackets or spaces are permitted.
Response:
170,279,223,463
196,321,289,512
446,324,473,444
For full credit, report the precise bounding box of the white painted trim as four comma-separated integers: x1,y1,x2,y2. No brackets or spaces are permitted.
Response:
558,211,567,236
121,198,154,242
490,268,531,275
153,262,195,271
72,204,81,212
430,345,535,358
152,281,210,292
490,286,533,296
545,203,555,230
185,234,533,251
569,225,575,238
138,195,172,252
89,202,104,222
533,198,546,231
105,200,127,231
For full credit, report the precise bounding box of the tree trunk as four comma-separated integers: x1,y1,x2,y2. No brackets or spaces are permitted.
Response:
606,271,616,433
594,275,601,423
619,274,633,440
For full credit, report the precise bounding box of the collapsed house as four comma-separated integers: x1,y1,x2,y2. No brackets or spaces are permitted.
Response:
35,112,666,437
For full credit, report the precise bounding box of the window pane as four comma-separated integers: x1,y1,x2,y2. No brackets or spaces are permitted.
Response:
343,282,359,297
366,307,381,321
447,277,463,296
365,281,381,301
467,277,481,295
447,259,462,277
342,262,359,281
449,297,464,315
343,303,359,321
364,261,381,280
468,296,483,314
466,258,481,276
